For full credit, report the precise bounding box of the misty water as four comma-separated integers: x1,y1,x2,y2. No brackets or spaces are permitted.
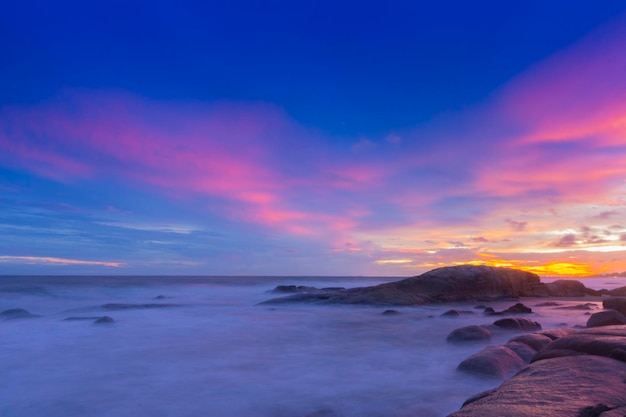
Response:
1,275,625,417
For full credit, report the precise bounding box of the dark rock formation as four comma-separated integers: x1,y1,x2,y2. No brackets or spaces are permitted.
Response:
448,355,626,417
554,303,599,310
64,316,104,321
457,345,527,378
545,280,598,297
492,318,542,331
609,286,626,296
442,309,461,317
503,341,537,362
604,297,626,315
447,325,492,343
501,303,532,314
262,265,548,306
1,308,39,320
381,309,400,315
586,310,626,328
94,316,115,324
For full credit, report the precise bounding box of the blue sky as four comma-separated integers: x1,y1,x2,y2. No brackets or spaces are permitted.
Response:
1,1,626,275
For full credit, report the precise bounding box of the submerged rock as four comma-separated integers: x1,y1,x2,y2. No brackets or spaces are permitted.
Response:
381,309,400,315
1,308,39,320
94,316,115,324
500,303,532,314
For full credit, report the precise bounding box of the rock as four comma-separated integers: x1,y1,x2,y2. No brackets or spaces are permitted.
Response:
492,318,542,331
381,309,400,315
609,286,626,296
586,311,626,328
94,316,115,324
554,303,599,310
604,297,626,315
537,328,577,340
101,303,181,310
0,308,38,320
262,265,548,306
532,325,626,363
442,309,461,317
447,325,492,343
269,285,320,294
483,307,497,315
457,345,526,378
501,303,532,314
508,333,553,351
448,355,626,417
545,279,598,296
535,301,562,307
504,341,537,362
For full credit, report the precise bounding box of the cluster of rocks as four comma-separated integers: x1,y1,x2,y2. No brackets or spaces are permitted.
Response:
447,297,626,417
262,265,608,306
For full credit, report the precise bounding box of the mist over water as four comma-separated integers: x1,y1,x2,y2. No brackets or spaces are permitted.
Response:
1,276,624,417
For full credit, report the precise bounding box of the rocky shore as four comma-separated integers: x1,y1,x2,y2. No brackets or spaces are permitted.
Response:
262,265,607,306
263,265,626,417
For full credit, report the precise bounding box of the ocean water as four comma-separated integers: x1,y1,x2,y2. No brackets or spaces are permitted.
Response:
1,275,625,417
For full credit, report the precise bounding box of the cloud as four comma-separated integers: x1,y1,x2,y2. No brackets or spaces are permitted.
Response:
552,234,578,248
505,218,527,232
0,255,122,267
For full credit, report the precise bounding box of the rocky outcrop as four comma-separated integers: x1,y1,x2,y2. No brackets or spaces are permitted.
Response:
448,355,626,417
492,318,542,331
262,265,550,306
545,280,598,297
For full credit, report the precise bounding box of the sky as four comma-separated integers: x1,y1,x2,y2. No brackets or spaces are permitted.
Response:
1,1,626,276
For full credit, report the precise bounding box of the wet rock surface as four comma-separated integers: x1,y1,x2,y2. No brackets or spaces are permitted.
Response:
447,325,492,343
586,310,626,328
448,355,626,417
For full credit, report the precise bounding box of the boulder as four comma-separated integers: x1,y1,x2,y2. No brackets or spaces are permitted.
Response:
586,311,626,328
381,309,400,315
604,297,626,315
262,265,547,306
448,355,626,417
457,345,526,378
545,280,597,297
447,325,492,343
537,328,577,340
492,318,542,331
442,309,462,317
531,325,626,363
500,303,532,314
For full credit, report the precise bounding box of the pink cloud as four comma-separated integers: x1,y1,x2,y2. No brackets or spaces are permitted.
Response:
0,255,122,267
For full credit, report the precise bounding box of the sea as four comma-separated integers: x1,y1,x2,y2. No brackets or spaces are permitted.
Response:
1,275,625,417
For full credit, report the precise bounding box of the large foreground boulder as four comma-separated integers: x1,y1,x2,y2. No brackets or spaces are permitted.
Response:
448,355,626,417
457,345,527,378
263,265,548,306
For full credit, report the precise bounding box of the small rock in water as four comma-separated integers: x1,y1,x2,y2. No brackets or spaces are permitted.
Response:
501,303,532,314
94,316,115,324
492,317,542,331
442,309,461,317
1,308,38,320
382,309,400,315
64,316,102,321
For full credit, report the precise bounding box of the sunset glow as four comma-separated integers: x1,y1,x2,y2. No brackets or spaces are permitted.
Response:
1,3,625,276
